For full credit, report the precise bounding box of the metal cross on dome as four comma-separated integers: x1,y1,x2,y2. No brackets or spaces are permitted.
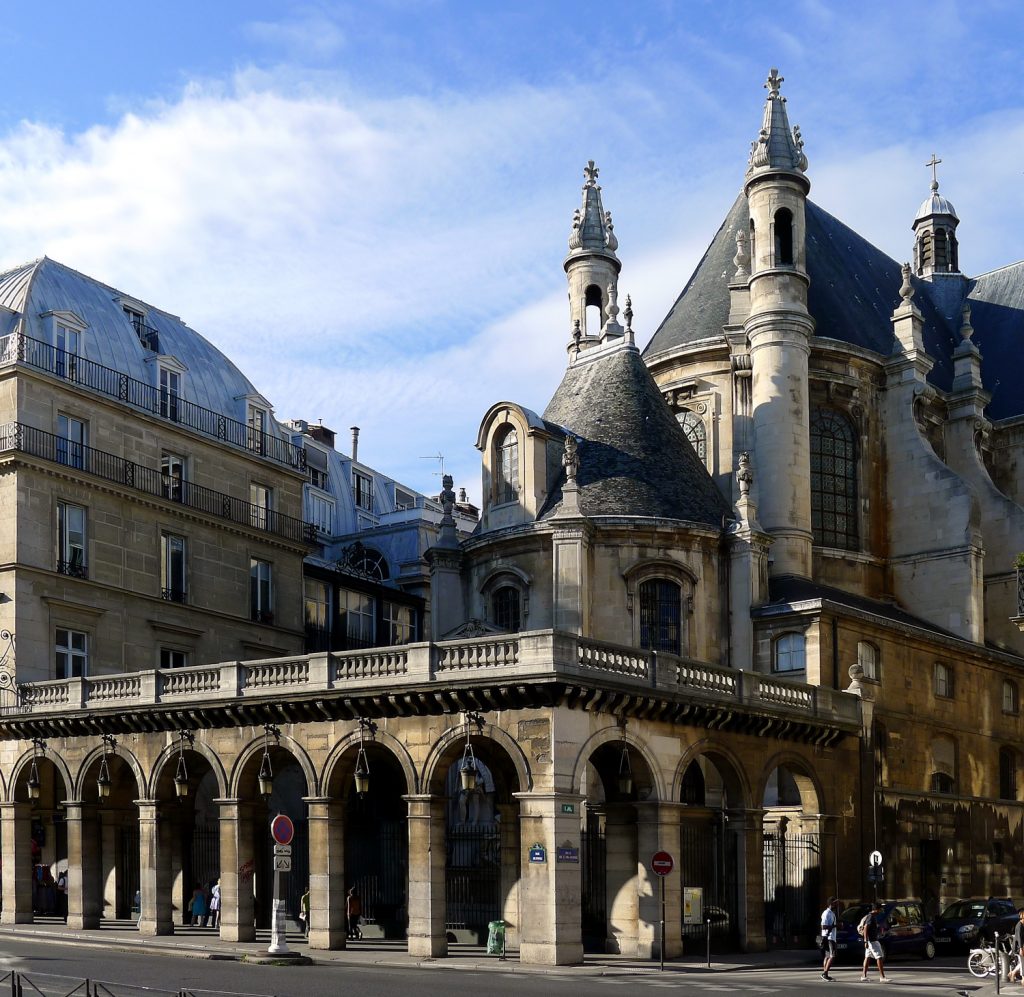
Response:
583,161,599,187
926,152,942,188
765,67,783,97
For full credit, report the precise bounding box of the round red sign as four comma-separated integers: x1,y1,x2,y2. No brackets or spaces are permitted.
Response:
651,850,674,876
270,814,294,846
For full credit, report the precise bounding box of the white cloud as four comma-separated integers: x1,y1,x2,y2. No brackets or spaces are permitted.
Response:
244,10,347,62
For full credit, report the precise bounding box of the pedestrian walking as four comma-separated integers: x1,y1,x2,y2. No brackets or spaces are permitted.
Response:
859,902,890,982
209,879,221,929
346,886,362,940
300,886,310,937
55,868,68,923
190,883,207,927
1008,907,1024,983
819,896,838,981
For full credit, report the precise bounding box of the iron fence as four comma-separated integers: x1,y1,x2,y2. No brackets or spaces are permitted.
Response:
445,822,501,935
763,829,821,949
0,971,276,997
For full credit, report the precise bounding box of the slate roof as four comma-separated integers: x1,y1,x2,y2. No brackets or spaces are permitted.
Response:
644,195,959,393
539,340,731,527
966,262,1024,420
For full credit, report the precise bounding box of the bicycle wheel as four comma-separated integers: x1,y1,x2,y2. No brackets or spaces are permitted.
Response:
968,949,995,978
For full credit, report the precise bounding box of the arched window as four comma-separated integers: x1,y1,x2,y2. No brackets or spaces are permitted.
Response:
810,407,859,550
930,736,956,794
492,585,521,632
680,760,705,805
773,632,806,673
676,410,707,463
585,283,603,338
1000,747,1018,801
857,641,879,681
638,579,681,654
494,426,519,504
774,207,793,265
1003,679,1019,715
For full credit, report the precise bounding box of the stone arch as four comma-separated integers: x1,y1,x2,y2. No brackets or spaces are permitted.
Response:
8,745,72,804
228,730,318,799
150,737,229,799
74,742,147,800
421,720,532,798
570,723,666,803
321,727,418,797
757,750,824,814
672,739,751,810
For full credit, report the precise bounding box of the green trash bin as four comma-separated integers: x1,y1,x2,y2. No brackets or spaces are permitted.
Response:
487,919,506,956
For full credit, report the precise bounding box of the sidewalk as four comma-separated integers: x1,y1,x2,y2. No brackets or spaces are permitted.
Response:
0,919,817,976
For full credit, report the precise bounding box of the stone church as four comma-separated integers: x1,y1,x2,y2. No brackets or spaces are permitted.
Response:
0,68,1021,964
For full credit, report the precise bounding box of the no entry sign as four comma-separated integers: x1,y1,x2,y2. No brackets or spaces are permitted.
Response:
651,850,674,877
270,814,295,846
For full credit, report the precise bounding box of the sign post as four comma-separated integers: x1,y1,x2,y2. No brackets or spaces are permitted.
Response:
651,850,674,972
268,814,295,955
867,850,884,903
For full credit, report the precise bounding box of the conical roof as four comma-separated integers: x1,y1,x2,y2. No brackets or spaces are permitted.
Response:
746,68,808,180
540,341,730,526
564,160,619,269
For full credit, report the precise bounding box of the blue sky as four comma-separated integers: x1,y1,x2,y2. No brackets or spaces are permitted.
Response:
1,1,1022,500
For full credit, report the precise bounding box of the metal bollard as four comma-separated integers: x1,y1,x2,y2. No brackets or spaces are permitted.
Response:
996,931,1002,994
706,917,712,968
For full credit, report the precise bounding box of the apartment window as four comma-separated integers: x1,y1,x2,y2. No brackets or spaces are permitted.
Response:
247,405,268,455
774,632,806,673
934,661,953,699
638,579,681,654
395,487,417,511
353,471,374,513
55,326,80,380
1000,747,1018,801
304,578,332,651
810,407,858,550
161,452,186,502
56,501,87,578
931,772,955,794
56,413,87,470
858,641,879,681
160,648,189,669
1003,679,1019,715
309,467,329,491
161,534,187,603
55,628,88,679
250,558,273,623
492,586,521,632
494,426,519,504
250,483,273,531
384,601,416,645
309,493,334,535
159,366,181,421
338,587,375,648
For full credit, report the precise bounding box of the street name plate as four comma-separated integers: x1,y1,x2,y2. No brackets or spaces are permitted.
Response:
274,844,292,856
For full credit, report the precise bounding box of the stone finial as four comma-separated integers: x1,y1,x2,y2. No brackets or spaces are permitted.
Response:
847,662,865,696
583,160,600,188
440,473,456,520
765,67,784,99
899,262,914,302
737,452,753,498
568,208,582,250
572,318,582,355
562,435,580,485
604,211,618,252
792,124,808,171
733,228,750,279
960,303,974,342
606,283,620,325
624,295,633,336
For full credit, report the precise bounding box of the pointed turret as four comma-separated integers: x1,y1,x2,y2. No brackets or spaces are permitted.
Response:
745,68,809,182
564,161,622,352
913,154,960,278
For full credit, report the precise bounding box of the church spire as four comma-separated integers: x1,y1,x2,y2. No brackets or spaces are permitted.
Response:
564,161,622,353
912,153,960,277
745,68,808,181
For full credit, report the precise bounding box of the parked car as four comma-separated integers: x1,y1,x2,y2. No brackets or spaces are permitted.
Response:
933,897,1020,952
834,900,936,961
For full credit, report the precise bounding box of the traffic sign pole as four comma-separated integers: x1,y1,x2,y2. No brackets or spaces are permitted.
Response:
650,851,674,971
267,815,295,956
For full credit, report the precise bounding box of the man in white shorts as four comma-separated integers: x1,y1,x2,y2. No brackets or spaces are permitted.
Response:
859,902,890,983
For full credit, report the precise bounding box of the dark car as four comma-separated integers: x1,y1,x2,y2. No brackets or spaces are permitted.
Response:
835,900,936,961
933,897,1020,952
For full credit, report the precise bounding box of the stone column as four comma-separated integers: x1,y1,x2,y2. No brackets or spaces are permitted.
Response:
217,799,255,942
137,800,173,935
514,791,584,966
65,801,101,929
604,804,638,956
404,794,447,957
305,797,345,950
635,801,683,959
496,801,521,951
737,808,766,951
0,802,34,923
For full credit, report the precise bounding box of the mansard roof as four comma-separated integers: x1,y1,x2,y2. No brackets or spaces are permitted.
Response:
644,195,957,392
539,339,730,527
0,256,272,422
965,262,1024,419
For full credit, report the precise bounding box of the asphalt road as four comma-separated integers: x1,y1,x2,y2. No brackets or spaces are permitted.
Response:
0,940,993,997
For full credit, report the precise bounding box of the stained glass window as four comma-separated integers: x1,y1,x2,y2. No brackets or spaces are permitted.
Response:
810,407,858,550
676,410,707,463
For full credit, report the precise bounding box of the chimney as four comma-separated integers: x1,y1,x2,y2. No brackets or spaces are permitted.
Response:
350,426,360,463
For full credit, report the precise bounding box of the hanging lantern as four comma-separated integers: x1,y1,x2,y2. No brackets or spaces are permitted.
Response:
617,730,633,798
174,749,189,799
97,755,111,800
354,746,370,796
258,746,274,798
27,757,40,802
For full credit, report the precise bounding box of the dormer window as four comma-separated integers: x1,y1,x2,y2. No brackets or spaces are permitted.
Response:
495,426,519,504
353,471,374,512
159,366,181,421
247,404,268,455
123,305,159,351
55,325,81,381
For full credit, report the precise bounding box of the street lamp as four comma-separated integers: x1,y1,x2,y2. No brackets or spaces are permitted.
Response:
174,731,195,800
259,724,280,798
354,718,377,796
460,711,484,792
617,721,633,797
27,737,45,802
97,734,116,800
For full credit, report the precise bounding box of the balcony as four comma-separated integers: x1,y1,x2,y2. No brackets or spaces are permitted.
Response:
0,332,305,470
57,558,88,579
0,422,316,546
161,588,188,604
7,630,863,743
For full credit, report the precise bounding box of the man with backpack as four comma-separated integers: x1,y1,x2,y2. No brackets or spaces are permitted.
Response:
859,902,890,983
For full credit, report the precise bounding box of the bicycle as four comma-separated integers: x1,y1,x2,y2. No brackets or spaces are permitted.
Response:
968,935,1015,978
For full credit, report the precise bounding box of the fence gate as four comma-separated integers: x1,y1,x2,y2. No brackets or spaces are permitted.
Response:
580,823,607,952
763,829,820,948
117,827,140,920
345,815,408,936
445,823,500,940
679,818,740,952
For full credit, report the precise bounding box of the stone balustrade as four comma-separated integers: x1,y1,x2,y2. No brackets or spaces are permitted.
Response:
8,629,860,725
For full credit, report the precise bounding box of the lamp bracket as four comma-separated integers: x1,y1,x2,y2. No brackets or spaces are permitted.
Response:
357,718,378,737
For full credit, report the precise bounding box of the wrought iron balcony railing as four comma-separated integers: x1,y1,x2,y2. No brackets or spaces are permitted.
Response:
0,422,316,545
161,588,188,604
0,332,305,470
57,558,88,579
